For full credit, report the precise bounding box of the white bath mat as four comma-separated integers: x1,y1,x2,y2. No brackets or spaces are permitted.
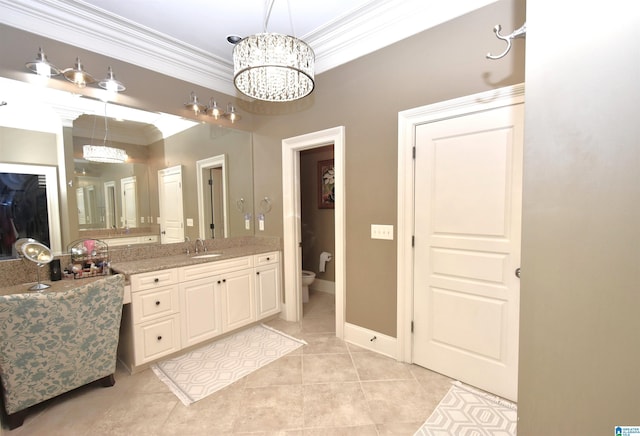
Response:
415,381,517,435
152,324,306,405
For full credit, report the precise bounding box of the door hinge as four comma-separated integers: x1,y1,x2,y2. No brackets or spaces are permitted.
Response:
208,178,213,186
412,146,416,159
411,321,414,333
412,235,415,247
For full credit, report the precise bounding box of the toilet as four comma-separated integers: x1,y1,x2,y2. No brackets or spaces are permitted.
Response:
301,270,316,303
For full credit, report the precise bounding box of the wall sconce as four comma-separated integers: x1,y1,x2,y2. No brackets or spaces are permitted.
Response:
25,47,126,93
224,103,240,123
184,92,241,123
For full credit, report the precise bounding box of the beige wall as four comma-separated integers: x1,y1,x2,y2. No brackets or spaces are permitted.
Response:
300,146,335,281
147,124,253,241
252,0,526,336
0,127,57,165
518,1,640,433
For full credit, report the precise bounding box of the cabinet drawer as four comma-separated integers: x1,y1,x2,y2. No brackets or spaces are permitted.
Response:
130,268,178,291
134,314,181,364
132,285,179,324
140,235,159,244
255,251,279,266
179,256,254,282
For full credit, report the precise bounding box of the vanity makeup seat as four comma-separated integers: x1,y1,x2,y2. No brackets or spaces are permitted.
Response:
0,274,124,429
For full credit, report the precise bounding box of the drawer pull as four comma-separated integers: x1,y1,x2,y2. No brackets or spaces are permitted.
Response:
266,257,270,261
154,278,159,283
157,335,162,341
155,301,160,306
223,279,226,283
217,280,221,284
256,272,260,275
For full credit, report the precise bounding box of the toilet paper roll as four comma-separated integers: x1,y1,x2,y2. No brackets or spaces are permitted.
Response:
319,251,333,272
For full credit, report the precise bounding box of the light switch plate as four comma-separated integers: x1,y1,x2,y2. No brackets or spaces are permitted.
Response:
371,224,394,240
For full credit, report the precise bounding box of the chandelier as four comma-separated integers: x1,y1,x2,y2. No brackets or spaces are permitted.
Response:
232,1,315,102
83,145,128,163
83,103,128,163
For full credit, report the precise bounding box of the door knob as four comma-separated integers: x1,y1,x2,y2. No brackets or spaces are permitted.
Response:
515,268,521,278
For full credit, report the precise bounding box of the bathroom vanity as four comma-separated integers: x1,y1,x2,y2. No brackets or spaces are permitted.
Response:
112,249,281,374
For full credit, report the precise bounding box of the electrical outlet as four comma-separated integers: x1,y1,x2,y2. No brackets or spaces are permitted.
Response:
186,218,194,227
371,224,394,240
140,216,145,224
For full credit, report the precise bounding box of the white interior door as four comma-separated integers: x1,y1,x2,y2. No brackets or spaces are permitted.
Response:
121,176,137,228
158,166,184,244
76,187,86,225
412,103,524,401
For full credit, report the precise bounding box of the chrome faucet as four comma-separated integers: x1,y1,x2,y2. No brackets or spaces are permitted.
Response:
194,238,207,254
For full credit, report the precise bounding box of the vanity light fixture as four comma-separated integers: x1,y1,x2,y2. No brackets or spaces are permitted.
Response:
25,48,126,93
208,98,224,119
184,92,241,123
224,103,240,123
25,47,60,78
98,66,126,93
62,57,94,88
184,92,207,114
232,0,315,102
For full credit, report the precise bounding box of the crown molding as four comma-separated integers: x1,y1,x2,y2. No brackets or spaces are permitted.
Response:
1,0,497,93
307,0,499,73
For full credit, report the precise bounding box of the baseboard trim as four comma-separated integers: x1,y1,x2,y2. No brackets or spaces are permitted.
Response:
343,322,397,359
310,278,335,294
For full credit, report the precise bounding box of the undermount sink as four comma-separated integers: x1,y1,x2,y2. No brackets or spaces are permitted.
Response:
191,253,222,259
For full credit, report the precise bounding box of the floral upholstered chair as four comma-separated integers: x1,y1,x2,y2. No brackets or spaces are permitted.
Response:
0,274,124,429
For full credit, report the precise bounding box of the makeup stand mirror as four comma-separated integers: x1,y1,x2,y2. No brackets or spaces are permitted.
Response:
17,239,54,291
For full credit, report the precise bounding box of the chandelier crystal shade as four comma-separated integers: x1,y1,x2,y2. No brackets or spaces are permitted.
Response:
233,33,315,102
83,145,128,163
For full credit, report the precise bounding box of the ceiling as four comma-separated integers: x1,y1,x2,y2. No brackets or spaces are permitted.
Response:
0,0,498,97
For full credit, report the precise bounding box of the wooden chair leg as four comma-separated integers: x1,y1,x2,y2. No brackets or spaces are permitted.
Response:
98,373,116,387
5,408,28,430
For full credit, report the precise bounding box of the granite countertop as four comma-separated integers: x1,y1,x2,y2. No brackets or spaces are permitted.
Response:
109,245,279,277
0,275,115,297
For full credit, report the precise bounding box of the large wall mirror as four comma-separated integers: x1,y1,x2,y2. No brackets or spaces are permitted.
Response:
0,77,254,258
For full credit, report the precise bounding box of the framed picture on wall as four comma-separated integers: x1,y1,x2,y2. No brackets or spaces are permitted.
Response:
318,159,335,209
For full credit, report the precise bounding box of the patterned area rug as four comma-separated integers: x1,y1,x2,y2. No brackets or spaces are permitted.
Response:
152,324,306,405
415,381,517,436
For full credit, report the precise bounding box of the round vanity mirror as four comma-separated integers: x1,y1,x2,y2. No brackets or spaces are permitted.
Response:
20,240,54,291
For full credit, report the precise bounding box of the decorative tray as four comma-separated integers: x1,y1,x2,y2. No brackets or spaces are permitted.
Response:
66,239,110,279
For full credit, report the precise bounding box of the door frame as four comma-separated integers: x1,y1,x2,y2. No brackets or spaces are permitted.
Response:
396,84,525,362
282,126,345,338
196,154,228,239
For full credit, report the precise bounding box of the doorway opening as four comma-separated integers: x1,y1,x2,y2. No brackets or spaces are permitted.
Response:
281,126,345,338
196,155,228,239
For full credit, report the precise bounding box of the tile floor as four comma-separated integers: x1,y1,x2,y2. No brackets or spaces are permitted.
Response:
3,289,452,435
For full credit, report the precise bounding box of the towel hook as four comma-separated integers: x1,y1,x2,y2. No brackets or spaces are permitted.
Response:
486,22,526,60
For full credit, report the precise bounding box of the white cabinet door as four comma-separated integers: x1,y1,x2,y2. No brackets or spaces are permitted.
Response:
180,276,222,348
220,269,255,332
255,264,281,319
134,314,181,365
